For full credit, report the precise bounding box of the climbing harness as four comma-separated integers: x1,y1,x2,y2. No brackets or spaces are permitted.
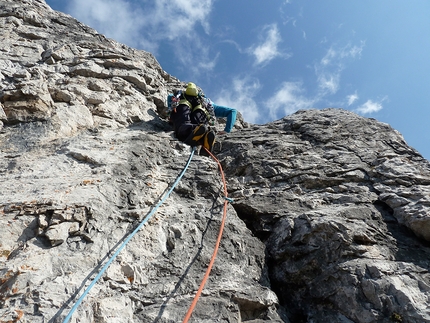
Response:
182,147,232,323
62,147,197,323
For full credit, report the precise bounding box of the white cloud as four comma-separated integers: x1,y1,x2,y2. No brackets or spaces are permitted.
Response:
213,77,261,124
151,0,213,40
220,39,243,53
321,48,337,66
315,41,365,95
265,82,315,121
321,41,365,66
66,0,214,49
345,41,365,58
172,36,219,77
356,100,383,114
317,73,340,94
65,0,216,76
66,0,145,48
347,92,359,106
197,52,220,72
249,24,285,66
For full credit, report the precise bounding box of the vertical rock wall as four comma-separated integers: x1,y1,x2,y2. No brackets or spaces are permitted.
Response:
0,1,282,322
218,109,430,322
1,1,430,323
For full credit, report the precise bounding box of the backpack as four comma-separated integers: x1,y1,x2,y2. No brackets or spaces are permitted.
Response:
167,91,215,126
198,96,216,126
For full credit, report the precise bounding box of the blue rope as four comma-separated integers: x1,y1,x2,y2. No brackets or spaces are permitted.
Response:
62,147,196,323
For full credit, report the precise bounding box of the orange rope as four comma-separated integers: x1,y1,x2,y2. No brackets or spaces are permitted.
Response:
182,148,229,323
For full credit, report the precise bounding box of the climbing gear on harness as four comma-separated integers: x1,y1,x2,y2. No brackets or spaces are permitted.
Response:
167,92,181,113
62,147,197,323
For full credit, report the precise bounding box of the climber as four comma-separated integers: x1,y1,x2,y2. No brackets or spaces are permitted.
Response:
168,82,238,137
169,82,216,155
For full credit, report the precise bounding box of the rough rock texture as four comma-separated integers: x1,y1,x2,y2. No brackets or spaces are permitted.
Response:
219,112,430,322
1,1,430,323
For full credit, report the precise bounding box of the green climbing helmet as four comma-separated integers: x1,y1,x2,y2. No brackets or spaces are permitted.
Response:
185,82,198,96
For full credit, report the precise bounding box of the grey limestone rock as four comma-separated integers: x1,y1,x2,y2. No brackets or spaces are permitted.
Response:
217,110,430,322
1,1,429,323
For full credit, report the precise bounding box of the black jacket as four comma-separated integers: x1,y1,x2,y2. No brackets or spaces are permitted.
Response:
170,93,204,140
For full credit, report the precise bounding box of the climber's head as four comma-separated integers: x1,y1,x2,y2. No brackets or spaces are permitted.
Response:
185,82,198,96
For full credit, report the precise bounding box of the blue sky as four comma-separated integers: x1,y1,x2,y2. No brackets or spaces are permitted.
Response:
46,0,430,160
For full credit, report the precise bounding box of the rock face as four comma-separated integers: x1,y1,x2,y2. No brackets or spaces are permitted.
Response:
219,112,430,322
1,1,429,323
